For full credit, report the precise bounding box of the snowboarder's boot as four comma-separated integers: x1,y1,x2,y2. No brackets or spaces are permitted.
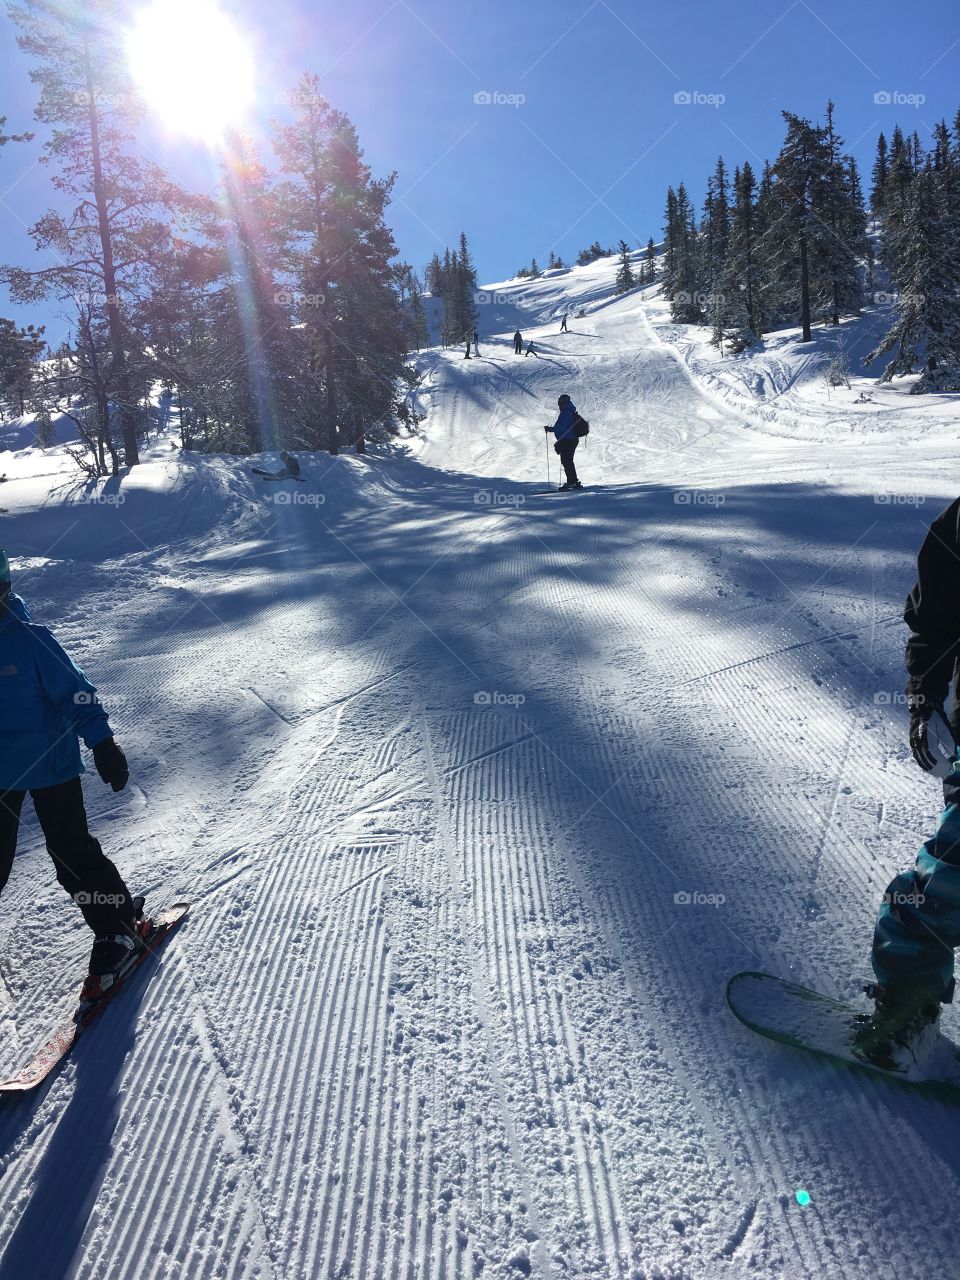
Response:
79,896,150,1006
852,982,941,1072
571,481,583,489
558,481,571,491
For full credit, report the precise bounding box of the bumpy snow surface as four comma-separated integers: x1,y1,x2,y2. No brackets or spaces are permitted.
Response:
2,255,959,1279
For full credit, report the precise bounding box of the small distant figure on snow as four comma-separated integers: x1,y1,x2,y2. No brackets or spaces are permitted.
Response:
252,450,301,481
514,330,523,355
473,329,480,356
525,341,537,358
560,313,568,333
464,334,471,359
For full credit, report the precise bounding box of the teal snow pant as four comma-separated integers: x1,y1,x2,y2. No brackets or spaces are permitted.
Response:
871,762,960,1003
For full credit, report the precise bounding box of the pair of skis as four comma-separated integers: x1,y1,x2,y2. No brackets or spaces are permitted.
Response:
4,911,956,1095
0,903,189,1095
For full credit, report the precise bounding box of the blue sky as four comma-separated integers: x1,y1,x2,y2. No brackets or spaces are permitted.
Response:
1,0,959,342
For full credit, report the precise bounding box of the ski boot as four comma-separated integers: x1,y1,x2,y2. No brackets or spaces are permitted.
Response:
79,896,151,1010
852,982,941,1072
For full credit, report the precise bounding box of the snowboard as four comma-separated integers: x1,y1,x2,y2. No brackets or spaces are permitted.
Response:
0,902,190,1095
726,970,960,1090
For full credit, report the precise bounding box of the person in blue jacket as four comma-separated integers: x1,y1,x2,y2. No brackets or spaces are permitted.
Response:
0,549,147,1002
544,394,583,490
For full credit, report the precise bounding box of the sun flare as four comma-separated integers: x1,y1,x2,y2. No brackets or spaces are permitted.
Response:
127,0,255,142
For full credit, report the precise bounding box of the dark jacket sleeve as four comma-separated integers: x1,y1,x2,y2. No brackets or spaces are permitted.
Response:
904,497,960,708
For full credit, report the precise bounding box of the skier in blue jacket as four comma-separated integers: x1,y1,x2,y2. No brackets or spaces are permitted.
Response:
544,394,583,490
0,550,147,1003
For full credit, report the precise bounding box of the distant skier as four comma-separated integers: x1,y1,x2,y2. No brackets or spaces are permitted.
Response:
464,334,471,359
525,341,537,358
855,498,960,1069
0,550,148,1003
514,330,523,355
560,313,568,333
473,329,480,356
544,393,583,490
252,450,300,481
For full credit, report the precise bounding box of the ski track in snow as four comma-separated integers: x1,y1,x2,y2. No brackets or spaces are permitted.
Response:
2,254,960,1278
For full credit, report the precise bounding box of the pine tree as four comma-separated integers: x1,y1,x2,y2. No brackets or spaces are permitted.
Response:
661,187,679,297
867,159,960,390
0,318,45,416
880,125,914,276
398,265,428,352
615,240,636,293
644,237,656,283
134,234,227,452
5,0,186,467
670,184,701,323
819,102,866,326
911,131,924,172
699,156,731,346
767,111,834,340
723,162,764,350
273,76,410,454
576,240,606,266
458,233,479,335
871,133,889,213
425,254,443,295
215,132,297,453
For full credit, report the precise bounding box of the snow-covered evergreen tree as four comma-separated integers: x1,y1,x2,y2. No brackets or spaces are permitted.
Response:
766,111,835,340
723,162,764,351
668,184,702,323
643,237,656,284
819,102,867,326
615,240,636,293
871,133,889,214
867,159,960,391
0,318,45,417
699,157,731,346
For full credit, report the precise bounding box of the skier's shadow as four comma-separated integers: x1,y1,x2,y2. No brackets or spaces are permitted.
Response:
0,968,153,1278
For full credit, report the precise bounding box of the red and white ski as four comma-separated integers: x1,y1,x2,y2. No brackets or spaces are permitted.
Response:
0,902,190,1095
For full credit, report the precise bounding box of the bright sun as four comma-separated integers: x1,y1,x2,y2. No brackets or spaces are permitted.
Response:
127,0,255,142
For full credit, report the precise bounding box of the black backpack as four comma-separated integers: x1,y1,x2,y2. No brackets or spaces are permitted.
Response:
572,413,590,437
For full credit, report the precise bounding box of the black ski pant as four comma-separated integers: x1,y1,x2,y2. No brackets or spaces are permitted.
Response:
514,339,523,354
0,776,135,936
556,438,580,485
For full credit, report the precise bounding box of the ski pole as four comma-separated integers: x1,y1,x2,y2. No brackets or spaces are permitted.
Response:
544,428,551,487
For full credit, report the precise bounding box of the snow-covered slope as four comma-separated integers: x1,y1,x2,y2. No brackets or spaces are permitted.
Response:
1,255,959,1279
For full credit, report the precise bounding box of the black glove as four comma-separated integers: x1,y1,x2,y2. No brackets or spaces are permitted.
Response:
544,425,551,434
93,738,129,792
908,696,941,772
